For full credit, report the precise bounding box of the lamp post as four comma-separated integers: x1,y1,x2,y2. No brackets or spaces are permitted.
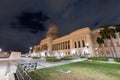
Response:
95,48,98,57
86,42,89,57
29,47,32,56
86,43,89,48
0,48,2,52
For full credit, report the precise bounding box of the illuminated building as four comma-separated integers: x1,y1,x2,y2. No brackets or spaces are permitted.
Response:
33,23,120,57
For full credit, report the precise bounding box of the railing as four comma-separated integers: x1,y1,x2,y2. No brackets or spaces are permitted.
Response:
16,65,32,80
16,63,37,80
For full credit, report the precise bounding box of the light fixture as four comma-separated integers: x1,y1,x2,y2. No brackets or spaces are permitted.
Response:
95,48,97,50
29,47,32,50
86,43,89,46
0,48,2,52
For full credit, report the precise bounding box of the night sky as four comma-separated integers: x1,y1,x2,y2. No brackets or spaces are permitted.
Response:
0,0,120,53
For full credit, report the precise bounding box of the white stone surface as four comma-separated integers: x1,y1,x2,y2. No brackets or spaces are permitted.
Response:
9,52,21,59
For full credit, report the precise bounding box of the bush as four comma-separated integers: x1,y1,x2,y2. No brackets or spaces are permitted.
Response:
90,57,108,61
114,58,120,62
45,56,56,58
90,57,98,61
80,56,86,58
32,56,41,59
97,57,108,61
46,58,61,62
46,56,61,62
61,56,77,60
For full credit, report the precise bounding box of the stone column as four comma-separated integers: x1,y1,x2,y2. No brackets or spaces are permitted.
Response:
85,33,95,57
66,41,68,49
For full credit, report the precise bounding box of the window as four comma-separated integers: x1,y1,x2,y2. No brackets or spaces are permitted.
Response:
52,45,54,50
78,41,81,48
68,41,70,49
65,41,67,49
74,42,77,48
82,40,85,47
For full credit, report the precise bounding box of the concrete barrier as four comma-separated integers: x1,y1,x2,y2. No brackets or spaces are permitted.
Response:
9,52,21,59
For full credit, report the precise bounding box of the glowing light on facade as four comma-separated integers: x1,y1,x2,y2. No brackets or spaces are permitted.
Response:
0,48,2,52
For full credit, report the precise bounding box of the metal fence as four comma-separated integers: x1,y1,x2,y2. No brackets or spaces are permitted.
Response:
16,65,32,80
16,63,37,80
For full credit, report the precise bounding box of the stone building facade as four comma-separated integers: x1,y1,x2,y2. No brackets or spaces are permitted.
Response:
91,29,120,57
33,23,120,57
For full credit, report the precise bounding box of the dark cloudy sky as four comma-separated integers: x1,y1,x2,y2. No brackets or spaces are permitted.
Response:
0,0,120,53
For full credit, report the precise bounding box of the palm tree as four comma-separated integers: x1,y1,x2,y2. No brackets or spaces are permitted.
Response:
114,24,120,32
96,37,104,47
96,37,104,57
99,25,118,58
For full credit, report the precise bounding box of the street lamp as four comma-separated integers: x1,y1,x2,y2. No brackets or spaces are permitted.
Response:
95,48,98,57
29,47,32,55
29,47,32,50
86,43,89,57
86,43,89,48
0,48,2,52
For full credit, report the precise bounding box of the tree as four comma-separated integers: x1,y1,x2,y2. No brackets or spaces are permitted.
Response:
96,37,104,57
96,37,104,47
99,24,118,58
100,25,115,39
12,11,49,33
114,24,120,32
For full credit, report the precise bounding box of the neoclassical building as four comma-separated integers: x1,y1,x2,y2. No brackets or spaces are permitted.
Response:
33,23,120,57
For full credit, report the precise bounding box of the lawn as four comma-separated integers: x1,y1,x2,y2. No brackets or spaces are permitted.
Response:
32,61,120,80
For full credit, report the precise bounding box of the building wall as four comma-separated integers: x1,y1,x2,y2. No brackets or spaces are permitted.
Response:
91,29,120,57
34,27,96,57
33,26,120,57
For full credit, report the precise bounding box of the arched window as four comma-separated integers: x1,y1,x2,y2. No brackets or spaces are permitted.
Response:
74,42,77,48
82,40,85,47
78,41,81,48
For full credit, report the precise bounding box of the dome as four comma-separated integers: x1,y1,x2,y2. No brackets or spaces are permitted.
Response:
47,23,59,33
46,22,60,39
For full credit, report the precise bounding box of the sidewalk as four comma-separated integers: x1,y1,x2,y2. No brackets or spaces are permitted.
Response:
37,58,87,69
0,58,16,80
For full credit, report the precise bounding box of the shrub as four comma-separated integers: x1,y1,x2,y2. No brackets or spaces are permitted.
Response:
114,58,120,62
97,57,108,61
45,56,56,58
90,57,98,61
32,56,41,59
61,56,77,60
80,56,86,58
90,57,108,61
46,58,61,62
46,56,61,62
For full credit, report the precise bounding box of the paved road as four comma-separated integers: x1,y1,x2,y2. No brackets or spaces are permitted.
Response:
0,59,10,80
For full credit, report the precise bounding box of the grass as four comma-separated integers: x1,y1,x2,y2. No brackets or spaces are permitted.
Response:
33,61,120,80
